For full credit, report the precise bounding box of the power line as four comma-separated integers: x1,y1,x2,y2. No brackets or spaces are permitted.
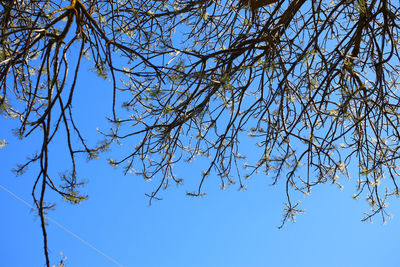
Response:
0,183,123,267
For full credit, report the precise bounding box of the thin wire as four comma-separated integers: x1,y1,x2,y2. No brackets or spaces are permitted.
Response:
0,183,123,267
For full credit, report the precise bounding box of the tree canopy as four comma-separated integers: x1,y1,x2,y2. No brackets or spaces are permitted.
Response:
1,0,400,265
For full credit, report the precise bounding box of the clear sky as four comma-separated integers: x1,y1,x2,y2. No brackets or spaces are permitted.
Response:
2,75,400,267
1,16,400,267
3,138,400,267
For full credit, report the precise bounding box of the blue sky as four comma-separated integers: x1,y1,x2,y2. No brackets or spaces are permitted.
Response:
2,72,400,267
2,147,400,267
2,4,400,265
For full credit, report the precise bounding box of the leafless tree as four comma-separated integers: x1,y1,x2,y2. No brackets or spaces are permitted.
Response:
1,0,400,265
